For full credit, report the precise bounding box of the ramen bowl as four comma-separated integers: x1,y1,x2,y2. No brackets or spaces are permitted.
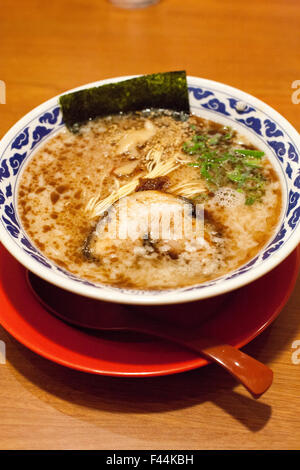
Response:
0,76,299,305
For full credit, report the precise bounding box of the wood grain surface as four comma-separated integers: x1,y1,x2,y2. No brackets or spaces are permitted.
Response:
0,0,300,450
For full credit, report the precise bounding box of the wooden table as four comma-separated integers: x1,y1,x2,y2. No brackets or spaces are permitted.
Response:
0,0,300,451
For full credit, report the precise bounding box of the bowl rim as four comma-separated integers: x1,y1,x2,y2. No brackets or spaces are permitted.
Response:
0,75,299,305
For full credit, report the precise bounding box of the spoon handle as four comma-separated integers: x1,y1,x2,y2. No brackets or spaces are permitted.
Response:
126,314,273,398
189,341,273,398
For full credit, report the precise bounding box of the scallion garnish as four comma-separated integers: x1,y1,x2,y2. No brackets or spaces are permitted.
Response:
234,149,264,158
182,128,266,205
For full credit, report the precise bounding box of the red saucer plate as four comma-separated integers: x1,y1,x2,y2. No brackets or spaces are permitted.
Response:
0,245,299,376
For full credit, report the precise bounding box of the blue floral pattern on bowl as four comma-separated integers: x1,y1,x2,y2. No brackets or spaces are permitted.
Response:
0,77,299,302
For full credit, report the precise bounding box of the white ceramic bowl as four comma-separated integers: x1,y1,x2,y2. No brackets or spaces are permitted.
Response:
0,76,299,304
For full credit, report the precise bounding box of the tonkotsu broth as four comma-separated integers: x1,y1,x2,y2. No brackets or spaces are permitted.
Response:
18,111,282,289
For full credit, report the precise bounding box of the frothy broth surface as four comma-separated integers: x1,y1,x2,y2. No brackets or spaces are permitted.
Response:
18,111,282,289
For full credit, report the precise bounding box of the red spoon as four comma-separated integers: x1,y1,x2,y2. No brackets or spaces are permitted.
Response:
27,271,273,398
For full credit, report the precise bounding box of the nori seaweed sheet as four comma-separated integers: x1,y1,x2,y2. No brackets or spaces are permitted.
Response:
59,71,190,132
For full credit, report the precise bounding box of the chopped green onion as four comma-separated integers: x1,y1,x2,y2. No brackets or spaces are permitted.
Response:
182,129,267,205
244,159,262,168
245,197,256,205
208,134,221,146
234,149,264,158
